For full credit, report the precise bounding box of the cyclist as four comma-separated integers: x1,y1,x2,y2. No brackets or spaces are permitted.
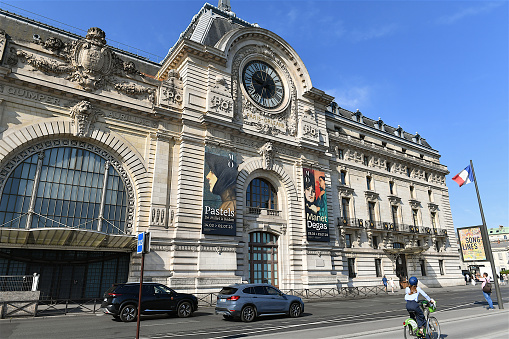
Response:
405,276,435,337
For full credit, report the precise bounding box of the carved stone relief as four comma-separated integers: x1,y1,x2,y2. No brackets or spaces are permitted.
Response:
69,100,102,137
257,141,274,170
8,27,152,100
158,69,183,109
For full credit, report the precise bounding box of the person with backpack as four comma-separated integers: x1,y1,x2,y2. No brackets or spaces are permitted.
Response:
476,272,495,310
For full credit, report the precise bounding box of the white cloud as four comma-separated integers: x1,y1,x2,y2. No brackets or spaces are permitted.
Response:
325,86,371,111
349,23,399,42
436,2,503,25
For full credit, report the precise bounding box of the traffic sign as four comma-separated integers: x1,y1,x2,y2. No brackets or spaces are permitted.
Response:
137,232,151,254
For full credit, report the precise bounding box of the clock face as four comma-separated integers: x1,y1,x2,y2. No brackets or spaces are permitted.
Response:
242,60,284,109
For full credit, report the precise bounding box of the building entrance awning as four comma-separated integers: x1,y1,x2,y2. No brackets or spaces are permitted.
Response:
383,246,430,255
0,228,136,252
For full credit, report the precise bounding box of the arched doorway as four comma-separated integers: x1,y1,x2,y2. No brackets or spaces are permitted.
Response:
0,142,133,298
249,232,278,286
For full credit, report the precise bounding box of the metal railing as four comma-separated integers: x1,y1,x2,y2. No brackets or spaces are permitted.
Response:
0,274,39,292
247,207,281,217
0,286,386,318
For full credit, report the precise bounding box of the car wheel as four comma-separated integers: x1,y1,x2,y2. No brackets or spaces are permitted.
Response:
177,301,192,318
289,302,302,318
240,305,256,322
119,304,137,322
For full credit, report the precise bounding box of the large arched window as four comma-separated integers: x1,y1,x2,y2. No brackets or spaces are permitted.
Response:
0,145,130,234
246,178,278,210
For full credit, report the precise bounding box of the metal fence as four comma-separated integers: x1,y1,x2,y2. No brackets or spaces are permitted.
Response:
0,274,40,292
0,285,386,318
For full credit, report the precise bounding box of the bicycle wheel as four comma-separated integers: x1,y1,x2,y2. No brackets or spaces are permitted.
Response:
403,324,413,339
426,316,440,339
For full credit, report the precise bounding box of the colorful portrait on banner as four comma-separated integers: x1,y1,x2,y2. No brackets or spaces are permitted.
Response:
457,226,486,261
303,168,329,242
202,147,237,236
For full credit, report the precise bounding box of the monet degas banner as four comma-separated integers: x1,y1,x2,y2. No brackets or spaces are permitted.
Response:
457,226,486,261
303,168,329,242
202,147,237,236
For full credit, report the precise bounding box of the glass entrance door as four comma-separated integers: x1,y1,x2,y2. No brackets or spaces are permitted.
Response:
249,232,278,287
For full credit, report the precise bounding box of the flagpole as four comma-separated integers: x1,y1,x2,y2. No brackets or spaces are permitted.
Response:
469,160,504,309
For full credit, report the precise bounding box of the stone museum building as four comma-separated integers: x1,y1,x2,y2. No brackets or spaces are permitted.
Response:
0,1,463,299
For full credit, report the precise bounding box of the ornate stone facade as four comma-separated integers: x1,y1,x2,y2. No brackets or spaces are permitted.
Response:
0,3,463,297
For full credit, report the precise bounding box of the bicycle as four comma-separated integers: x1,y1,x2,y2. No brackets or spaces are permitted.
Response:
403,300,441,339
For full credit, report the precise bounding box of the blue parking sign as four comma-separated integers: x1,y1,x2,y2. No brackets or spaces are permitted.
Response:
137,232,145,254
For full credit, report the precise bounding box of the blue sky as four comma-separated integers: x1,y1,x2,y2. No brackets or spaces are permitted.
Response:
1,0,507,230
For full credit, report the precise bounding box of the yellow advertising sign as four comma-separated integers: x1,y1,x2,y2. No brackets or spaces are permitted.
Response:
457,226,486,261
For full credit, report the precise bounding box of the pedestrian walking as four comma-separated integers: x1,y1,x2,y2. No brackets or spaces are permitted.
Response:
476,272,495,310
464,274,468,285
382,275,388,292
389,276,395,293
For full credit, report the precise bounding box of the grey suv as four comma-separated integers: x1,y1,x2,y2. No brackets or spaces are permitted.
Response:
215,283,304,322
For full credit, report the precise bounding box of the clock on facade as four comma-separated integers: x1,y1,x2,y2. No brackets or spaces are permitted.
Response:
242,60,284,109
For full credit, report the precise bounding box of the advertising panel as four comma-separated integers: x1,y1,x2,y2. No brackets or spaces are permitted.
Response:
303,168,329,242
457,226,487,261
202,147,237,236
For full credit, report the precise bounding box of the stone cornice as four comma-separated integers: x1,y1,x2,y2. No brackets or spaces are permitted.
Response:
158,39,226,80
303,87,334,106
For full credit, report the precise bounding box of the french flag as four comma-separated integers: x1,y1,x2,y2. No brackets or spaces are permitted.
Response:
452,165,474,187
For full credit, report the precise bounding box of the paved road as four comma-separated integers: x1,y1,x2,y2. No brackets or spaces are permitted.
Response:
1,284,508,338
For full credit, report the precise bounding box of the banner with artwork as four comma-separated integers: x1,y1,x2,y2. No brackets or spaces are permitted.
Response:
303,168,329,242
202,147,237,236
457,226,487,261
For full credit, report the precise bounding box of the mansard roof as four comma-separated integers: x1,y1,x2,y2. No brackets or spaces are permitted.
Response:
327,104,434,150
161,2,257,65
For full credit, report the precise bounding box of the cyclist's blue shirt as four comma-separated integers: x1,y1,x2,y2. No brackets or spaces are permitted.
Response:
404,286,431,302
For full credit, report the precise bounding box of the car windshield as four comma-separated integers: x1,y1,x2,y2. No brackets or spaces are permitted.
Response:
219,287,238,295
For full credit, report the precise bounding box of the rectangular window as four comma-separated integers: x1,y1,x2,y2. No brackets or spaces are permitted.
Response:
389,181,394,195
341,197,350,219
345,234,352,248
363,155,369,166
340,170,347,185
372,236,379,249
348,258,356,278
439,260,444,275
420,259,426,276
338,149,344,160
406,167,411,177
412,209,419,226
391,206,399,226
386,162,391,172
436,240,440,252
368,202,376,222
410,186,415,199
375,259,382,277
431,212,437,228
366,176,372,190
428,190,433,202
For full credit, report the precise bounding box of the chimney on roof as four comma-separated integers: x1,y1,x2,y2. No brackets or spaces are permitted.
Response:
218,0,231,12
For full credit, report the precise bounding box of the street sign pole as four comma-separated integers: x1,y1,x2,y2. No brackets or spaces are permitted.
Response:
136,232,150,339
136,250,145,339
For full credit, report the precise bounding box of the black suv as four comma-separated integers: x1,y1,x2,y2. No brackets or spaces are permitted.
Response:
101,282,198,322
